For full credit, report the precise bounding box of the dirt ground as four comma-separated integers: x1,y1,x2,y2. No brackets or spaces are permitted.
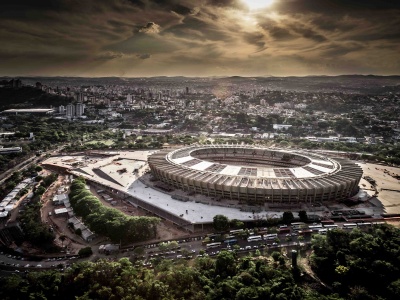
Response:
38,175,187,255
358,162,400,215
40,173,88,254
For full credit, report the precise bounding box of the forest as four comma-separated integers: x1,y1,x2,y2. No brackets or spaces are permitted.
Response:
1,224,399,300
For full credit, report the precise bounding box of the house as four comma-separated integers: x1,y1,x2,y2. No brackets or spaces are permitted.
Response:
53,193,69,206
273,124,292,130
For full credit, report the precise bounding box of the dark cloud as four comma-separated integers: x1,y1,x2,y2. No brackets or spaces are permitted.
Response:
149,0,193,15
318,42,366,57
95,51,124,61
243,32,266,51
164,15,235,42
125,0,146,9
258,19,295,41
269,27,294,41
137,53,151,59
310,15,356,32
275,0,400,15
289,24,327,43
206,0,238,7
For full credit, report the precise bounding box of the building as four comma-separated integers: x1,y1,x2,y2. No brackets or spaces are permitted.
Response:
68,216,96,242
54,207,70,217
0,146,22,154
148,145,363,204
76,103,85,117
273,124,292,130
66,104,75,118
76,92,84,102
1,109,53,115
53,193,68,206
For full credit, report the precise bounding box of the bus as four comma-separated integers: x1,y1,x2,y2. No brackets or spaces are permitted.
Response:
206,242,221,249
308,224,323,232
247,235,262,242
318,228,328,235
357,222,372,228
372,222,385,226
321,219,335,225
224,239,238,245
264,233,278,240
229,229,244,235
323,224,338,229
290,222,307,230
298,229,313,236
291,222,306,228
279,227,291,234
343,223,358,229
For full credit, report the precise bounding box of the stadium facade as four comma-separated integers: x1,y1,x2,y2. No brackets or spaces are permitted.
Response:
148,145,363,204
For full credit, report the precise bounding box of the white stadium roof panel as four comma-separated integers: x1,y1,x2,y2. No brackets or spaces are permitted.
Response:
191,161,214,171
220,165,242,176
291,167,315,178
173,156,194,164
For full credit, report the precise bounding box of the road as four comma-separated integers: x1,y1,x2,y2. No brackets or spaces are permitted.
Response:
0,232,310,273
0,144,67,185
0,221,380,275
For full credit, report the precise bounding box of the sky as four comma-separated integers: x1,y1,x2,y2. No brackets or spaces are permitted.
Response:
1,0,399,77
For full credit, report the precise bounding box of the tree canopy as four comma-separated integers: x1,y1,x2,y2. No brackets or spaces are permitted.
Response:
212,215,230,232
69,177,159,244
2,224,400,299
310,224,400,299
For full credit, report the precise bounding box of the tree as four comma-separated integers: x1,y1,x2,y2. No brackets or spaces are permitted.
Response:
229,219,244,229
133,246,145,256
78,247,93,257
213,215,229,232
215,250,236,277
271,252,282,262
168,241,179,250
298,210,308,222
158,242,169,252
282,211,294,225
35,185,46,196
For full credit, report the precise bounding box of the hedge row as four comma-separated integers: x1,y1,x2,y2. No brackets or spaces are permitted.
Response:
69,177,159,244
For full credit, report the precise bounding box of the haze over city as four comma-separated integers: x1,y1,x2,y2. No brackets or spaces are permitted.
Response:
1,0,399,77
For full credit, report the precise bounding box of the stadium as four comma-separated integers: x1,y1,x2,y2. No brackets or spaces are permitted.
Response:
148,145,363,204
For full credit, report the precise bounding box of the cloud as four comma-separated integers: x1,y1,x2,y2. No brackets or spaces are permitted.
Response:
137,53,151,59
289,24,327,43
95,51,125,61
243,32,266,51
0,0,399,76
138,22,161,34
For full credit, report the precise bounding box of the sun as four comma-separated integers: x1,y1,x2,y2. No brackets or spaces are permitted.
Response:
242,0,275,10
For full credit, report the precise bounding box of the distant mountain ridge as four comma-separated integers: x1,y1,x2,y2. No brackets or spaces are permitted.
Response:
0,86,73,110
1,75,399,95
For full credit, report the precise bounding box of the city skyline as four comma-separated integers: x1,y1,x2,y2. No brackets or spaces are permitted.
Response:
1,0,399,77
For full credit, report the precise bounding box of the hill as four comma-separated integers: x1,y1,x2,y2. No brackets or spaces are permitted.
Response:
0,86,73,109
